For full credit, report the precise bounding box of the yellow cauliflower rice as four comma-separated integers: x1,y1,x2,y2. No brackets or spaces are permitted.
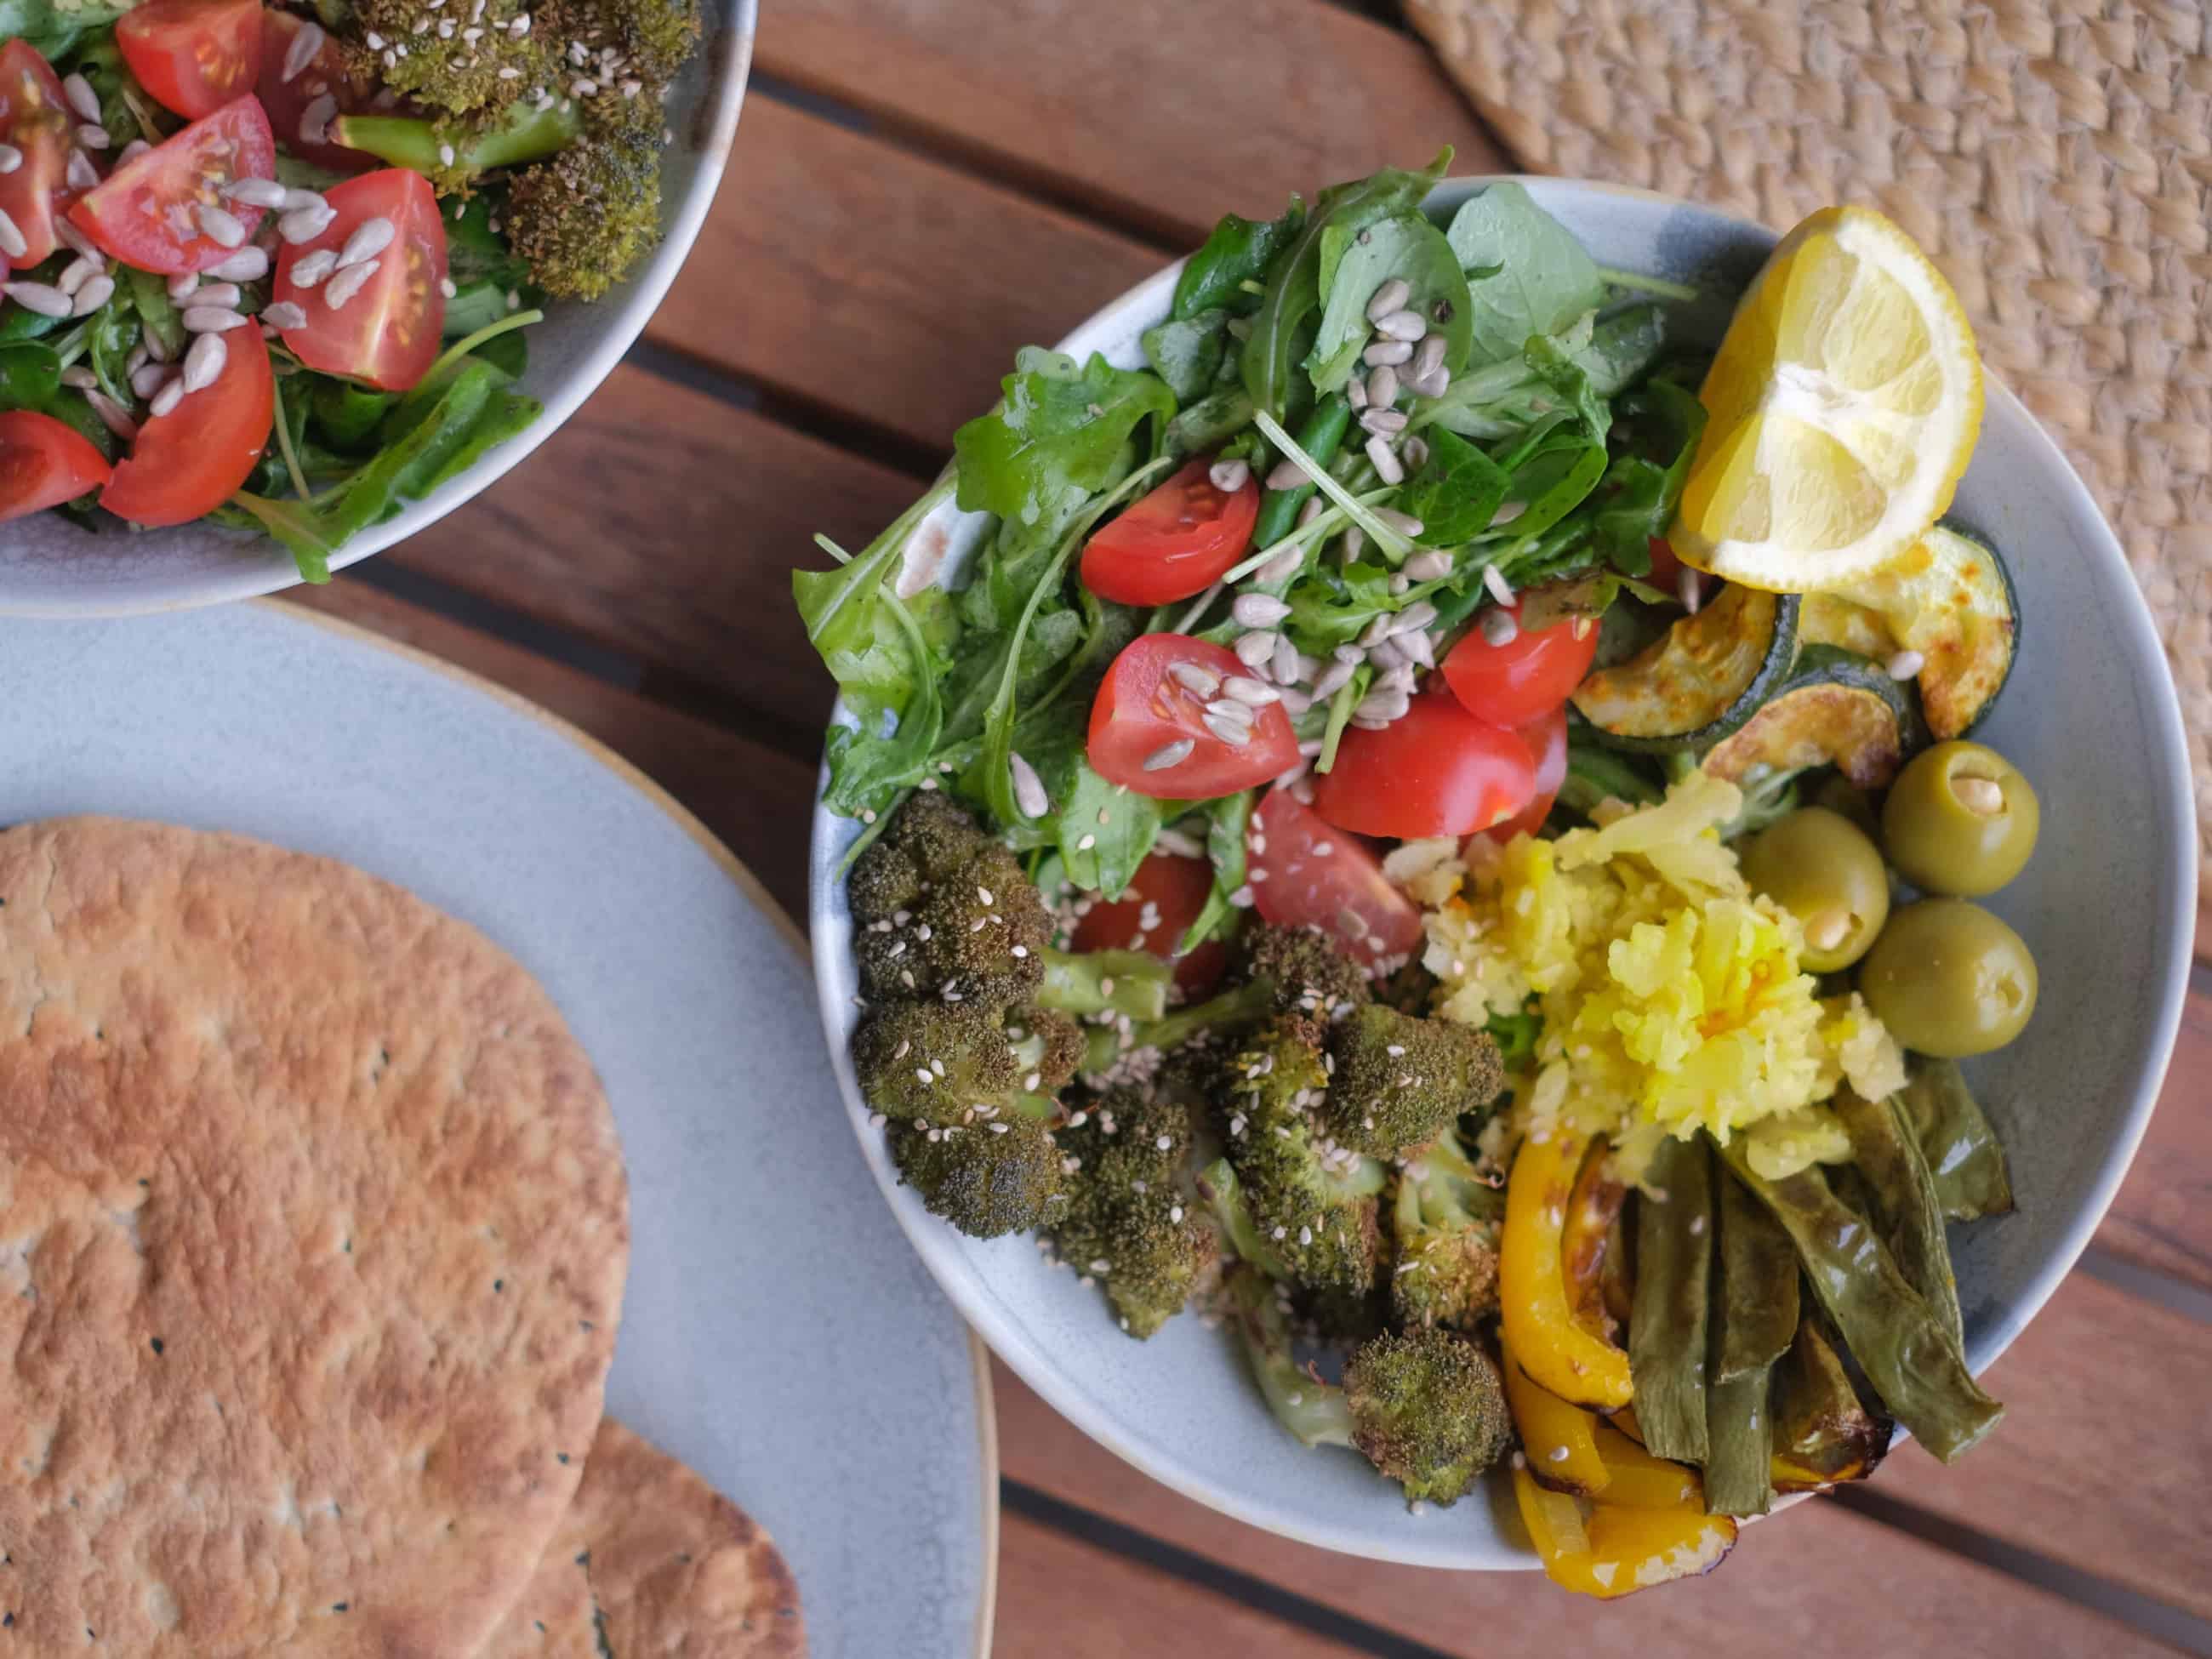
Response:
1403,772,1905,1183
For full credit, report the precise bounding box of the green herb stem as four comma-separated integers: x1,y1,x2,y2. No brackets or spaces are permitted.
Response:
1252,410,1413,564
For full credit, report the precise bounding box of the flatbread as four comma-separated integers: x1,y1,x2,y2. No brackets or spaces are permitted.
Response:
0,818,630,1655
485,1419,807,1659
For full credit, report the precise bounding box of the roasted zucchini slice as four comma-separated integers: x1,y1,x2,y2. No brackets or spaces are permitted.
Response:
1702,646,1924,790
1571,584,1801,752
1824,522,2017,740
1798,593,1896,660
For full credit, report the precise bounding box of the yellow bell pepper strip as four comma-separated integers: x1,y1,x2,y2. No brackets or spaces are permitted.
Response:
1608,1404,1645,1445
1514,1467,1737,1599
1501,1126,1634,1410
1502,1348,1611,1497
1590,1422,1701,1511
1561,1140,1628,1346
1628,1133,1714,1461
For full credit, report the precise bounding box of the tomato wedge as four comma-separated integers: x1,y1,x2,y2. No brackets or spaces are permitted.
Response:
118,0,265,120
102,325,271,526
1311,690,1536,839
0,411,113,521
273,168,447,391
257,9,376,174
1080,458,1259,606
70,94,276,276
1248,788,1424,966
1481,704,1568,843
1089,634,1299,800
0,42,74,271
1441,603,1601,728
1070,848,1229,997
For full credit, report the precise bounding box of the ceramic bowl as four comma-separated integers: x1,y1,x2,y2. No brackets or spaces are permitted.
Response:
809,177,2197,1569
0,0,755,617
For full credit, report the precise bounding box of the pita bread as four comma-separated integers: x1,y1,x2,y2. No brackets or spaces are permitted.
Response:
485,1419,807,1658
0,818,630,1655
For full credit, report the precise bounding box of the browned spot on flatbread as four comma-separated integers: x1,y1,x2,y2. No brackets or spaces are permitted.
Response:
0,818,630,1655
482,1419,807,1658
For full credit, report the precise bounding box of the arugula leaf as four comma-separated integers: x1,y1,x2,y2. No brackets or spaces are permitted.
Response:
792,471,959,718
1523,333,1611,448
1142,309,1230,403
1240,148,1451,419
820,586,948,819
1394,427,1510,545
124,268,184,362
1497,436,1608,547
1444,182,1606,366
1056,760,1162,900
1306,211,1471,395
954,347,1177,525
311,377,397,453
1172,199,1306,322
1177,790,1252,953
83,293,140,408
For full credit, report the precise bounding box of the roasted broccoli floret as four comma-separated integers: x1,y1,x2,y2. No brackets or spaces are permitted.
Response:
550,0,699,84
333,101,584,196
1224,1268,1512,1507
1389,1124,1504,1332
1322,1004,1504,1160
1052,1088,1217,1338
1234,922,1371,1021
505,126,664,300
888,1118,1064,1240
341,0,557,120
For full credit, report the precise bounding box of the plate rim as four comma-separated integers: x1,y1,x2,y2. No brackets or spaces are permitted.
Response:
265,596,1003,1657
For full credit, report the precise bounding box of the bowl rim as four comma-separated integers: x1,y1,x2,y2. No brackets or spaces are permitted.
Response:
0,0,757,619
807,174,2199,1566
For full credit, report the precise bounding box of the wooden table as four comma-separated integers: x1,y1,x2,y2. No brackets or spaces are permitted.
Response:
282,3,2212,1652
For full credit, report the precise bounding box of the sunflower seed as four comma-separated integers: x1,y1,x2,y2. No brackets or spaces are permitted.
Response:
1374,308,1428,342
280,203,336,244
1009,751,1049,818
60,366,96,391
1482,564,1515,607
62,73,102,123
299,94,339,147
1332,643,1368,665
195,282,242,310
140,328,170,363
1232,593,1291,628
1344,375,1367,411
182,331,228,391
323,259,378,309
195,203,248,248
1143,738,1195,772
1254,545,1301,587
86,390,137,440
1414,334,1449,379
1479,607,1520,647
3,282,72,318
207,246,269,282
1234,630,1279,670
1263,457,1308,492
262,300,309,330
1351,715,1393,731
1341,524,1365,562
223,176,291,208
1312,660,1356,698
1362,339,1413,368
339,215,396,268
288,248,339,288
130,362,174,399
1401,435,1431,470
1275,686,1314,716
1365,277,1411,322
1205,455,1251,494
125,344,146,373
1225,676,1280,707
1356,689,1411,722
1886,649,1925,681
1405,549,1453,581
70,274,112,315
1366,638,1403,671
65,150,99,192
182,305,248,333
1204,697,1253,727
77,124,110,154
117,139,150,163
1376,509,1424,539
0,144,20,175
1397,629,1436,669
1679,568,1703,614
1376,663,1418,693
1365,435,1405,485
1169,661,1223,697
1365,364,1400,408
1359,614,1396,647
1297,494,1324,527
1270,634,1303,684
0,208,24,260
1360,408,1409,436
1203,711,1253,748
147,377,185,418
169,271,204,303
283,19,328,80
1389,573,1411,595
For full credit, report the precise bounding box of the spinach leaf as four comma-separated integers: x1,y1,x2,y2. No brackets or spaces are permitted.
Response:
1444,181,1606,366
1523,333,1611,448
1394,426,1509,545
954,346,1177,527
1142,309,1229,403
1498,437,1608,546
1592,379,1707,573
1177,790,1252,954
1240,148,1451,419
1306,210,1471,395
1172,199,1305,322
0,0,136,60
1056,760,1161,900
124,268,185,361
0,342,62,412
791,472,960,720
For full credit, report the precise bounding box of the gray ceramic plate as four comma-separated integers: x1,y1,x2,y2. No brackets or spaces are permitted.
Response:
0,0,755,618
809,177,2197,1569
0,601,997,1657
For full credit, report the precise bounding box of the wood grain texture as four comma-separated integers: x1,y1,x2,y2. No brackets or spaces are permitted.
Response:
2101,987,2212,1294
991,1359,2170,1657
753,0,1506,247
650,97,1163,454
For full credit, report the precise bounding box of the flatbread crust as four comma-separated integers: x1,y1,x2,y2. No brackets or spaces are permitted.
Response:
0,818,630,1655
485,1419,807,1658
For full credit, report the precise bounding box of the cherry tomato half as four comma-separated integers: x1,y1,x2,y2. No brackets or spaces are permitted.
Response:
257,9,377,174
1089,634,1300,800
1071,849,1229,997
1248,788,1425,967
1079,457,1259,606
0,42,74,271
273,168,447,391
1480,704,1567,843
1645,536,1685,588
103,323,271,526
118,0,265,121
70,94,276,276
1311,689,1536,840
1440,603,1600,727
0,410,113,522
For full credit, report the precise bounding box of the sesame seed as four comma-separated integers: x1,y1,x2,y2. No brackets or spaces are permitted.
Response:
0,144,20,174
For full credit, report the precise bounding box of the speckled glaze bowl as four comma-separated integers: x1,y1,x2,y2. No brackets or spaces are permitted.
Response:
809,177,2196,1569
0,0,754,617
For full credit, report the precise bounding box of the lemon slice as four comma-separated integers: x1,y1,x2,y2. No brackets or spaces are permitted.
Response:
1673,207,1982,594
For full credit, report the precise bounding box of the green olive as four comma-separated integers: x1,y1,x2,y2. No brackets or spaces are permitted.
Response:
1742,807,1891,972
1881,741,2040,896
1858,898,2038,1058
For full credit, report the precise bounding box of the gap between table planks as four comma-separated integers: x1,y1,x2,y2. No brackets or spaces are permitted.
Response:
283,577,2212,1650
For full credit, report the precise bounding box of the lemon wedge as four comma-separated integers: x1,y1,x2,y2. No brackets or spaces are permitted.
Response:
1673,207,1982,594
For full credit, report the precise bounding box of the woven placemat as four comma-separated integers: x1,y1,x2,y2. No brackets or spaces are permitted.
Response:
1406,0,2211,881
